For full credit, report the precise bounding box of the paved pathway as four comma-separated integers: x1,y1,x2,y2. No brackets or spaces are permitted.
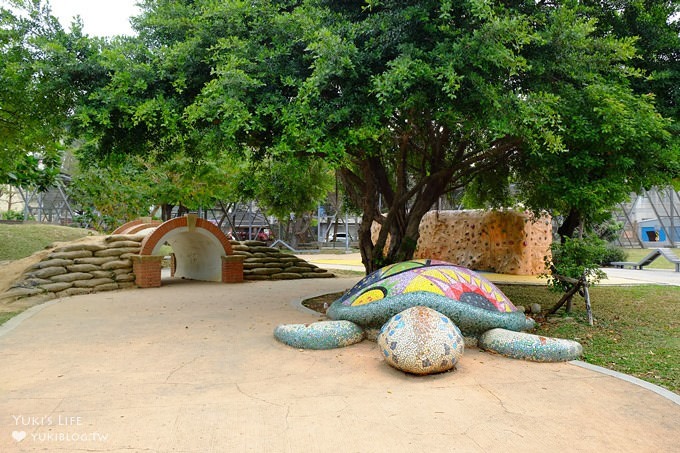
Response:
0,277,678,452
302,252,680,286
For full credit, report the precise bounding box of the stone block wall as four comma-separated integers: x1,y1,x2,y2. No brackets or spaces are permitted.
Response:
414,210,552,275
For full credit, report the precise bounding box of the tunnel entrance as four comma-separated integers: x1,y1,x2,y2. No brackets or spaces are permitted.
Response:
124,215,243,288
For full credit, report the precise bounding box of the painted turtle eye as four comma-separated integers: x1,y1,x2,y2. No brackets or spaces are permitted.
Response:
351,287,387,306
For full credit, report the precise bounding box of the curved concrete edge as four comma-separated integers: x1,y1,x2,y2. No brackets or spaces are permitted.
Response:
570,360,680,406
0,298,62,338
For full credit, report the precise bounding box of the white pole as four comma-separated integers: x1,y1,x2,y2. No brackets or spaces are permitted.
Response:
345,210,349,251
317,204,322,246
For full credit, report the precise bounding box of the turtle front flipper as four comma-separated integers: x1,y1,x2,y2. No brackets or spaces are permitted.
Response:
274,320,365,349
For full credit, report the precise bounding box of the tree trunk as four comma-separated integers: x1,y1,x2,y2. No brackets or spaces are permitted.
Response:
557,208,581,242
293,212,312,245
391,170,453,262
161,204,174,221
344,157,455,274
339,161,382,274
341,133,519,274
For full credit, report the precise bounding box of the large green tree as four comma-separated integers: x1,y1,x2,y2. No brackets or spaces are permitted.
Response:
62,0,677,272
155,0,562,272
188,0,675,272
68,150,242,229
583,0,679,124
69,0,333,223
469,1,679,239
0,0,99,186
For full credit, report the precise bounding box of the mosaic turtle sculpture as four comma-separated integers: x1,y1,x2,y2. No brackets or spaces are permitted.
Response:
377,305,466,374
274,259,582,363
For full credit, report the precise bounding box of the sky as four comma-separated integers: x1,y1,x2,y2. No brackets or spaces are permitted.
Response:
48,0,140,37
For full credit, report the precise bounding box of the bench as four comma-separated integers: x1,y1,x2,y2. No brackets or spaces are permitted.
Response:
611,248,680,272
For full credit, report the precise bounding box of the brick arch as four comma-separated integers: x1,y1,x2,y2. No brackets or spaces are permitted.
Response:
139,216,233,256
127,223,162,235
112,218,162,235
132,215,241,286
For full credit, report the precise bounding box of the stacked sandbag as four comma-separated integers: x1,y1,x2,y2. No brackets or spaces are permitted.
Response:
232,240,334,281
1,235,143,302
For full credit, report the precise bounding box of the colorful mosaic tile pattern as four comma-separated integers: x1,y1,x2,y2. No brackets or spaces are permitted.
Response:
478,328,583,362
274,321,365,350
336,259,516,313
328,290,531,335
275,260,581,363
378,306,465,375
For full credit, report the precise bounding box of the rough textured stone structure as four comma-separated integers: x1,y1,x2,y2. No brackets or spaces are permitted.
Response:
414,210,552,275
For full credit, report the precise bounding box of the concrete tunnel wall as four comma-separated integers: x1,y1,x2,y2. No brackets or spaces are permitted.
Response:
154,229,224,281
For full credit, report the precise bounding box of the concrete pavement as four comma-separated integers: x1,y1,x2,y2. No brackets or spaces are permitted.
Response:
0,277,678,452
302,252,680,286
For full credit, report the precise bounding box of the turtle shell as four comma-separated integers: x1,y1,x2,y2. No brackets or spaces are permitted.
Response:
335,259,516,313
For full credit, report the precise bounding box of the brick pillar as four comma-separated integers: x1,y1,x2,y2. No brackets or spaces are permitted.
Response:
131,255,164,288
221,255,245,283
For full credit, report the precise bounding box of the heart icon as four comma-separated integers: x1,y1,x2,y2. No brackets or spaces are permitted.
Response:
12,431,27,442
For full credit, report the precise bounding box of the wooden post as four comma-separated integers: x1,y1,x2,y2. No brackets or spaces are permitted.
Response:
548,272,594,325
583,284,593,326
548,275,583,314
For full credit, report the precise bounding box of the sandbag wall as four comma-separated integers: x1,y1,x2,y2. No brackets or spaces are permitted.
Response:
231,241,334,280
1,235,141,301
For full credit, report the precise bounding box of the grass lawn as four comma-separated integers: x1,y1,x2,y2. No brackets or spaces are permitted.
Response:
0,311,20,326
618,248,680,270
0,223,95,261
501,284,680,394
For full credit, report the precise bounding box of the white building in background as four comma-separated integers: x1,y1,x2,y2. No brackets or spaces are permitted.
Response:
615,188,680,247
0,185,25,214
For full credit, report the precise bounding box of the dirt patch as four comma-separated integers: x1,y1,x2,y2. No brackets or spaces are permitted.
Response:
302,292,343,314
0,235,104,313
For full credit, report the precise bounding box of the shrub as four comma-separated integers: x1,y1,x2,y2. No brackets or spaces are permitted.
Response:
544,236,608,291
1,210,25,221
593,217,624,243
599,244,627,265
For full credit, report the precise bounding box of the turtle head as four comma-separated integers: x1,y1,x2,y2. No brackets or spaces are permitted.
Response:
524,316,536,331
